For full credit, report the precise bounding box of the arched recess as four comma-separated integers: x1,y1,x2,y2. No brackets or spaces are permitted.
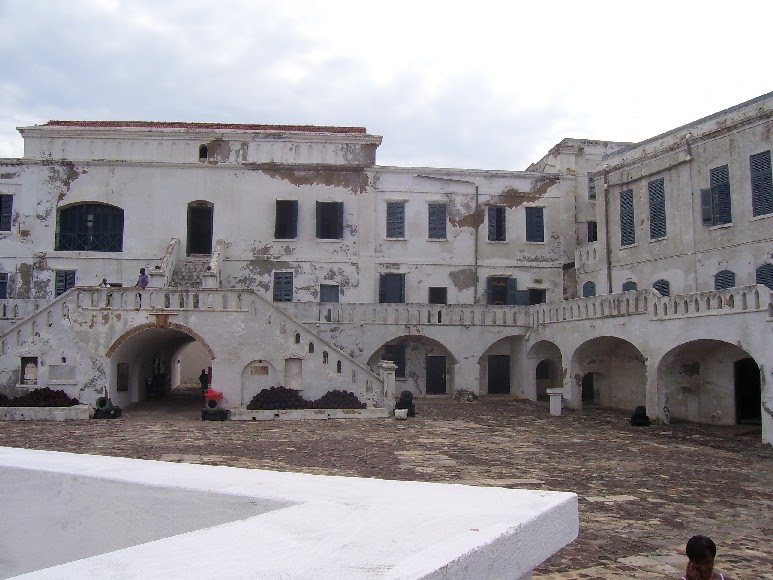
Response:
241,359,279,405
570,336,646,411
526,340,562,401
367,335,457,396
657,340,760,426
479,335,526,396
106,322,215,409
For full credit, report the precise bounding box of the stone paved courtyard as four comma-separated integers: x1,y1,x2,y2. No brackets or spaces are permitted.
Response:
1,389,771,579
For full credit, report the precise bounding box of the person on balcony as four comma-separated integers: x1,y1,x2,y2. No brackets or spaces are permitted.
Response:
136,268,149,289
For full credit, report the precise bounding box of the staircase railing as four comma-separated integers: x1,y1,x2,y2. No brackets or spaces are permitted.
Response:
149,238,181,287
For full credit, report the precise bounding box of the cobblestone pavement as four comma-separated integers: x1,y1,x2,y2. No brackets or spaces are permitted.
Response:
1,388,771,579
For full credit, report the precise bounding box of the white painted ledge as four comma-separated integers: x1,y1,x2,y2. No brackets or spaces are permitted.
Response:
0,404,91,421
229,406,389,420
0,447,578,579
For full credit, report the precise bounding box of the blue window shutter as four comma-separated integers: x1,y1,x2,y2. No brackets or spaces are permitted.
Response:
290,200,298,238
315,201,322,238
55,270,76,297
488,207,505,241
273,272,293,302
486,277,494,305
428,203,446,239
386,202,405,238
582,281,596,297
714,270,735,290
710,165,732,225
620,189,635,246
756,263,773,290
700,189,714,226
526,207,544,242
653,279,670,297
587,221,598,243
0,195,13,231
513,290,531,305
648,178,666,239
587,172,596,200
0,273,7,299
506,277,518,305
622,281,637,292
275,200,298,239
750,150,772,217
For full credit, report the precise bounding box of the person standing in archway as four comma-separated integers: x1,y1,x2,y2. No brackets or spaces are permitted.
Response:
199,369,209,396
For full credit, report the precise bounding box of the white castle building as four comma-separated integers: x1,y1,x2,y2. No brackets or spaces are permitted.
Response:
0,93,770,443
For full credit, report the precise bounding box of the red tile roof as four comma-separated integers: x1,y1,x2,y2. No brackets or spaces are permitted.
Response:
44,121,367,134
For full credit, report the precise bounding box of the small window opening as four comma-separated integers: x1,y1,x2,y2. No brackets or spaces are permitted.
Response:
336,360,342,373
199,144,208,160
294,332,301,344
323,351,328,364
21,356,38,385
308,342,314,353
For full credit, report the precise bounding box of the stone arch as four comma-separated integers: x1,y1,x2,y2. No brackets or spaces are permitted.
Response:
657,339,760,427
479,335,526,397
367,335,458,396
526,340,562,401
107,322,215,359
240,359,279,405
570,336,646,411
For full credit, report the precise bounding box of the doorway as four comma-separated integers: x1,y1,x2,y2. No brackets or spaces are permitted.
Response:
488,355,510,394
581,372,595,404
187,202,213,255
734,358,761,424
426,355,447,394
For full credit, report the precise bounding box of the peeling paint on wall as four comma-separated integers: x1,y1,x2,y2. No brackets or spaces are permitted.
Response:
449,268,477,291
1,173,19,179
258,168,370,195
47,162,84,204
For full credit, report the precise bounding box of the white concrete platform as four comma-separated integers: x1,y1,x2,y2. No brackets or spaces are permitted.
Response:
0,447,578,579
229,406,390,420
0,404,91,421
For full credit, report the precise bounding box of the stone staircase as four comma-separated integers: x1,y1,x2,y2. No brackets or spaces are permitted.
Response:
169,255,211,288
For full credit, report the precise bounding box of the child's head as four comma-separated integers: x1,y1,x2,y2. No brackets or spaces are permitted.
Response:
685,535,716,579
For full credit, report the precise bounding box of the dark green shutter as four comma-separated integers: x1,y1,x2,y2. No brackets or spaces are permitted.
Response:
653,279,670,297
506,277,518,305
648,178,666,239
0,273,7,299
751,150,772,217
336,202,344,239
756,264,773,290
386,202,405,238
710,165,731,225
0,195,13,231
428,204,446,239
714,270,735,290
273,272,293,302
582,281,596,297
526,207,544,242
620,189,635,246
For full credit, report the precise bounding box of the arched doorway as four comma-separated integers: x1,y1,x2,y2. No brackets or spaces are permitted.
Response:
187,201,213,255
571,336,646,411
107,323,214,411
527,340,562,401
657,340,760,426
368,336,457,396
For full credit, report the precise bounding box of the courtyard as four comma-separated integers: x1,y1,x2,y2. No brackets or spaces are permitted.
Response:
1,391,771,579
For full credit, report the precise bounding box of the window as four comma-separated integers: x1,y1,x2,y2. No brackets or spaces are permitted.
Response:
320,284,339,303
382,343,406,378
0,194,13,231
622,281,638,292
21,356,38,385
756,263,773,290
587,172,596,200
379,273,405,303
273,271,293,302
528,289,547,305
428,287,447,304
316,201,343,239
56,203,124,251
198,144,208,160
386,201,405,238
701,165,732,226
653,279,670,297
54,270,76,297
582,281,596,298
487,276,515,305
620,189,635,246
0,272,7,299
648,178,666,239
714,270,735,290
525,207,544,242
751,150,772,216
428,203,447,239
488,206,506,241
587,221,598,243
274,200,298,239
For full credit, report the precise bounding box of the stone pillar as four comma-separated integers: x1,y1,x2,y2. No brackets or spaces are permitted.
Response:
378,360,397,411
562,366,580,409
546,388,563,416
453,360,480,395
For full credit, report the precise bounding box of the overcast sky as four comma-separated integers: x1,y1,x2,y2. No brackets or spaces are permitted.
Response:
1,0,770,170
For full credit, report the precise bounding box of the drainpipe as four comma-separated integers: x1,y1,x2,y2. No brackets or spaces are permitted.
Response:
416,175,480,303
602,166,613,295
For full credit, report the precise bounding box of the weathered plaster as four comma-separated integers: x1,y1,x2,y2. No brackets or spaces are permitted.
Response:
258,168,370,195
449,268,477,291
